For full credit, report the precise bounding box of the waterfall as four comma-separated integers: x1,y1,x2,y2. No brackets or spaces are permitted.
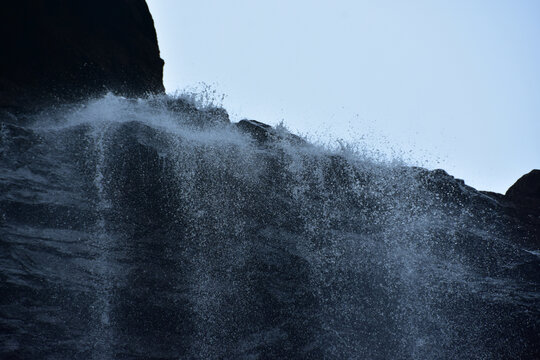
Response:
0,94,538,359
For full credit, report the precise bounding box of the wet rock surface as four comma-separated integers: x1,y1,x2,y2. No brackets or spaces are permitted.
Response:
1,99,538,358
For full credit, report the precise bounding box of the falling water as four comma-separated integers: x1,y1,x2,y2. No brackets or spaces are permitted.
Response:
0,94,538,359
88,122,114,358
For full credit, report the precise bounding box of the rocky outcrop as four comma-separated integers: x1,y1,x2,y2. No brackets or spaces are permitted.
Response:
503,170,540,246
506,170,540,208
235,119,306,145
0,0,164,112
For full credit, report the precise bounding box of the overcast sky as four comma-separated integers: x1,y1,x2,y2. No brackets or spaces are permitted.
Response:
147,0,539,193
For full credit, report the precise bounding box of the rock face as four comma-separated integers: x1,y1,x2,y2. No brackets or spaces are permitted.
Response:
1,100,539,358
0,0,164,112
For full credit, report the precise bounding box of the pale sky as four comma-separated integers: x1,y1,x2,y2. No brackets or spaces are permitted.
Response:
147,0,540,193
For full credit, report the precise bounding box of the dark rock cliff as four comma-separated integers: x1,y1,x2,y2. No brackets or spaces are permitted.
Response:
0,0,164,112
